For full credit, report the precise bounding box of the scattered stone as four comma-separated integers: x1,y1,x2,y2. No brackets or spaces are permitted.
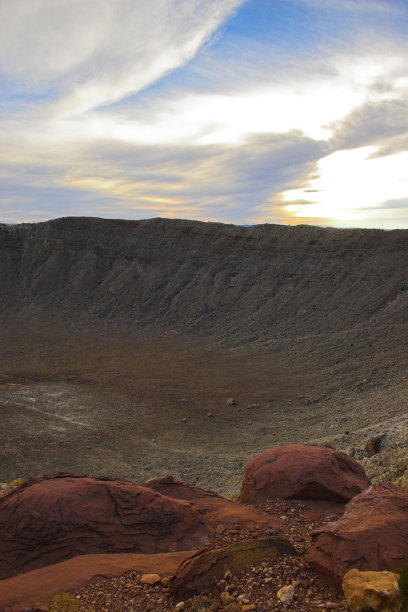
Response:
227,398,236,405
140,573,161,585
342,568,401,612
266,528,281,537
364,434,385,457
207,412,214,418
0,484,10,497
0,478,23,498
247,404,260,409
67,547,347,611
307,482,408,584
239,444,370,505
277,584,295,603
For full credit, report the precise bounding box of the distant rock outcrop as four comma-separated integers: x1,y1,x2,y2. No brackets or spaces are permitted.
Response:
306,482,408,584
239,444,370,505
2,217,407,348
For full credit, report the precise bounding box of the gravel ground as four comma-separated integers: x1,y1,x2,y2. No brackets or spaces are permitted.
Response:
72,498,349,612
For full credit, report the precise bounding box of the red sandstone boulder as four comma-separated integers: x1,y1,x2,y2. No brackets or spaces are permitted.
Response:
0,473,212,580
306,483,408,585
143,476,281,532
239,444,370,505
172,537,296,596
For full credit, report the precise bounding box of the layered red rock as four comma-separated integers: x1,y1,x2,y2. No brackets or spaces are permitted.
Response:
0,551,193,612
144,476,282,532
0,473,212,580
239,444,370,505
306,483,408,585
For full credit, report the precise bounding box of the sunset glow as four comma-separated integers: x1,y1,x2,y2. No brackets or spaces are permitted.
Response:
282,147,408,227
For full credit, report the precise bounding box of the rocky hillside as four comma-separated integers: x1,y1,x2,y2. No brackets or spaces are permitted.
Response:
1,445,407,611
2,216,407,346
1,218,408,612
1,217,407,492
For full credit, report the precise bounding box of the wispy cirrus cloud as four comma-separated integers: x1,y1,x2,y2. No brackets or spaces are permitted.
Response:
0,0,245,113
292,0,406,14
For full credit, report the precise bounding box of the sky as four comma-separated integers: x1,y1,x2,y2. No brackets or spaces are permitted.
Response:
1,0,408,229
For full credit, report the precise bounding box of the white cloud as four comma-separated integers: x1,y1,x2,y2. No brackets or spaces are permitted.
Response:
0,0,117,86
1,0,407,228
19,41,403,153
0,0,245,113
292,0,404,14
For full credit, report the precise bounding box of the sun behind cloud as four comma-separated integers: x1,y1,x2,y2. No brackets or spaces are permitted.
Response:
281,146,408,228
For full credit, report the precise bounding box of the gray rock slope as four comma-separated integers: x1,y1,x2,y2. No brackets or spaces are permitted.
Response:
1,217,407,346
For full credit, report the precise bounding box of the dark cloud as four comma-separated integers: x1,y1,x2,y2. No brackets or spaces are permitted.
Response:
362,197,408,210
328,97,408,154
369,134,408,158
